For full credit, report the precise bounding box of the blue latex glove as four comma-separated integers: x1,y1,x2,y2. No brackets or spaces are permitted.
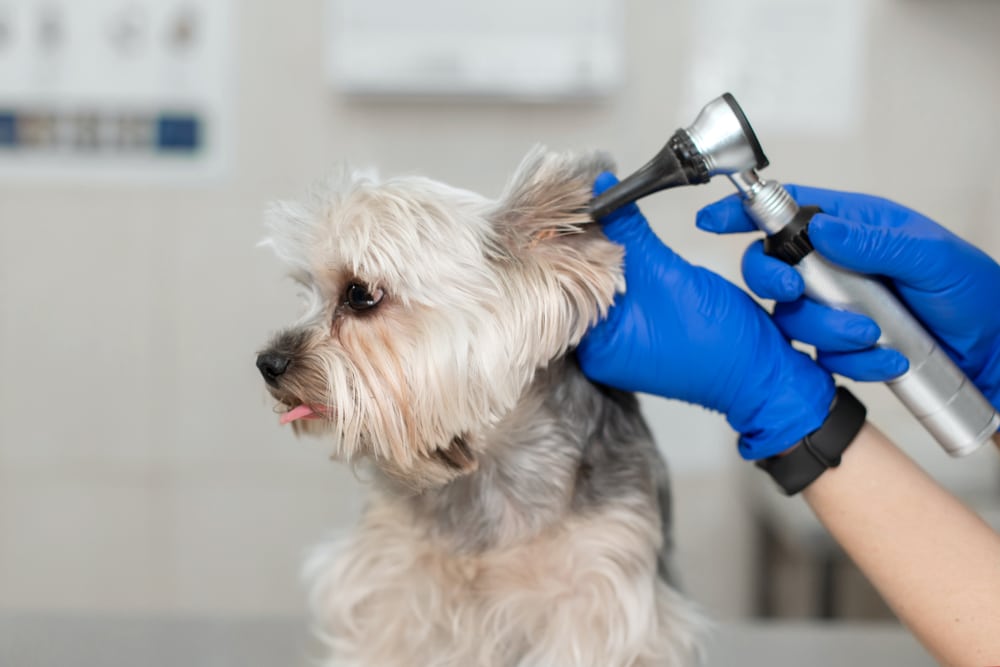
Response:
577,173,836,460
696,185,1000,411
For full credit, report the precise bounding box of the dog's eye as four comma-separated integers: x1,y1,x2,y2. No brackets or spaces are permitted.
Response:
344,282,384,311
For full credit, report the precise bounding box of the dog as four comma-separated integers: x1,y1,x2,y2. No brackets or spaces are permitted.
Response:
256,147,704,666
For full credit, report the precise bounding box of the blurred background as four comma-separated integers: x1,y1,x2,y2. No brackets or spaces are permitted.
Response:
1,0,999,663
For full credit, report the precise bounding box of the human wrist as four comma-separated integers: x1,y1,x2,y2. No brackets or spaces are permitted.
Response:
756,387,868,495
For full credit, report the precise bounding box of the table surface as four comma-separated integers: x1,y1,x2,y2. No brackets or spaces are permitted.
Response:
0,613,935,666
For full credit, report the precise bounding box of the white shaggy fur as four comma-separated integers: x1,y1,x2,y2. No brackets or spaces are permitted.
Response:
306,505,703,667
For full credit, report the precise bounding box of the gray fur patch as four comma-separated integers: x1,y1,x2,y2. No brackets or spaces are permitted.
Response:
394,358,676,584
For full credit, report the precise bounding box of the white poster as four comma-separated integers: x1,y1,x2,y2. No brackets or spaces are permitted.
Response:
326,0,624,100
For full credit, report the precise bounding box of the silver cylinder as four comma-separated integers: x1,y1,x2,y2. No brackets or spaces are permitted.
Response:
742,179,1000,456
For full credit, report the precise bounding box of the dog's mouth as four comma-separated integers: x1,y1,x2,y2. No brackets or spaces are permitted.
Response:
280,404,324,425
273,401,332,425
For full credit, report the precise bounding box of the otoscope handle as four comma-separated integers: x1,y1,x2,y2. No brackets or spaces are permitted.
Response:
743,179,1000,456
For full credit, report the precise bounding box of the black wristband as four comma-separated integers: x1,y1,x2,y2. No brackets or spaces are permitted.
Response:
756,387,867,495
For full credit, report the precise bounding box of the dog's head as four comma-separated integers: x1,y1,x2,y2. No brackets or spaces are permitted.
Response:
256,147,623,489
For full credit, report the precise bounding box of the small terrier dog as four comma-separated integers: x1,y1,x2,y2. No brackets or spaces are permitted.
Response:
256,148,704,666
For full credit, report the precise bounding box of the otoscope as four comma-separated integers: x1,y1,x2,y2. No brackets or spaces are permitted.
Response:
591,93,1000,456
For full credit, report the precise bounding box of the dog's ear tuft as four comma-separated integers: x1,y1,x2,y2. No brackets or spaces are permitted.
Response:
491,146,625,355
491,146,615,247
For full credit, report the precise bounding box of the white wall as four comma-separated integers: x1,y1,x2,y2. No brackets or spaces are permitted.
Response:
1,0,999,619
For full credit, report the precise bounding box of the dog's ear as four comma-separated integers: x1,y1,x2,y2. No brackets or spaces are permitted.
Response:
491,146,612,247
491,146,625,353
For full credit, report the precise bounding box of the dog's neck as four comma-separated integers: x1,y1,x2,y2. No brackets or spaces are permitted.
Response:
377,358,648,553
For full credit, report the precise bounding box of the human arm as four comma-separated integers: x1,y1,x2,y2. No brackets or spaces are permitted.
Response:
802,422,1000,664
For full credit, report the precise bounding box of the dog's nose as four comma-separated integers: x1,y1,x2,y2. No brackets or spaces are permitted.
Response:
256,352,291,386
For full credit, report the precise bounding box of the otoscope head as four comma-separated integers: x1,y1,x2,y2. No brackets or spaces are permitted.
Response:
588,92,769,220
686,93,768,176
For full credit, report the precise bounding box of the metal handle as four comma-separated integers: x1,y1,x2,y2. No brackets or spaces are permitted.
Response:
738,176,1000,456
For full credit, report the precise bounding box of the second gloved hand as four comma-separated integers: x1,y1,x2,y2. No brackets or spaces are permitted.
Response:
577,174,835,460
697,186,1000,412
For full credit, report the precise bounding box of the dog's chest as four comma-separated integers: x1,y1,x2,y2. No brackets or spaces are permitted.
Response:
310,500,677,666
320,501,591,619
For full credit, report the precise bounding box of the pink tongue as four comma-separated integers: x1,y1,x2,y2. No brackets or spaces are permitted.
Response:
280,404,321,425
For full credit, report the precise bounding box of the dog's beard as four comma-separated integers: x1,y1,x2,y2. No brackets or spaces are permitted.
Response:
263,321,497,490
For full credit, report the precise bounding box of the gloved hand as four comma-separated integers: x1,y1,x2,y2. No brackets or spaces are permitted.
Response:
696,185,1000,411
577,173,836,460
